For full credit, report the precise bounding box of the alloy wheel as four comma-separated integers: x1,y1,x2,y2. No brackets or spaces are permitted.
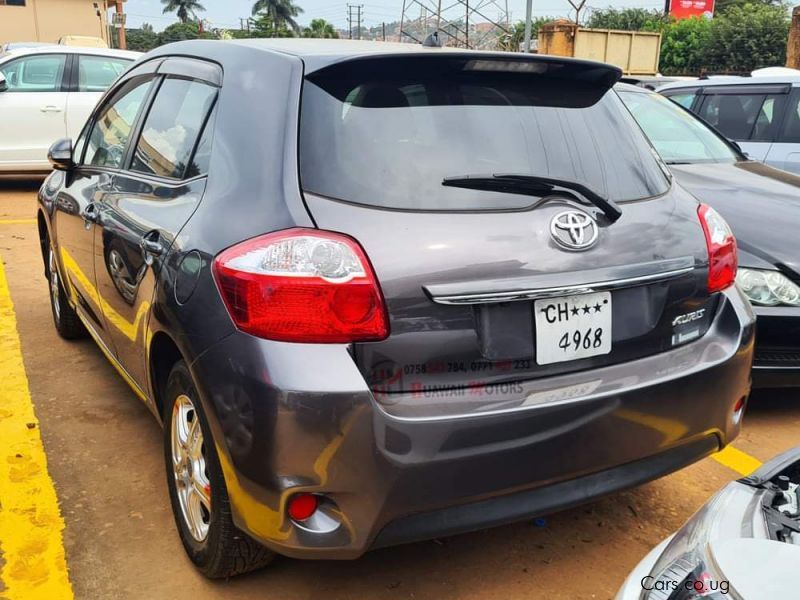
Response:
171,394,212,542
48,246,60,322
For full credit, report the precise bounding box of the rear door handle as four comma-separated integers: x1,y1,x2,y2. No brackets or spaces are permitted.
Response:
83,203,100,226
40,105,63,113
139,231,165,264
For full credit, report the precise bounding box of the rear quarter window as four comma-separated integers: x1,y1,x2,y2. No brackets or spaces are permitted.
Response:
299,58,669,211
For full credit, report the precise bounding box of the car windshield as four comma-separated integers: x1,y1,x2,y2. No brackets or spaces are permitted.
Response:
618,89,739,165
299,58,670,211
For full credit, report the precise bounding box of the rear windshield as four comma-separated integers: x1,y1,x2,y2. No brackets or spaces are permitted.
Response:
299,57,669,211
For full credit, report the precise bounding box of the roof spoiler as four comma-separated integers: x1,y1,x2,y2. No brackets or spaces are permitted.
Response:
306,54,623,109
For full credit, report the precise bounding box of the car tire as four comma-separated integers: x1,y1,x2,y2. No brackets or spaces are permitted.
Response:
163,360,275,578
47,243,85,339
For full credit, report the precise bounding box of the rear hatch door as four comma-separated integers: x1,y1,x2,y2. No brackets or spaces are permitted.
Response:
298,55,714,396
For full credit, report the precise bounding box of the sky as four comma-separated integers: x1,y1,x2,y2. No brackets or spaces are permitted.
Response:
125,0,668,33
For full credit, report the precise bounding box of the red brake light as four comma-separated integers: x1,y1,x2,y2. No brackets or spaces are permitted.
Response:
698,204,737,293
212,228,389,343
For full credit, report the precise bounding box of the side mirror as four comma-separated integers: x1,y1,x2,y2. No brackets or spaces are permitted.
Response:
0,73,7,93
48,138,75,171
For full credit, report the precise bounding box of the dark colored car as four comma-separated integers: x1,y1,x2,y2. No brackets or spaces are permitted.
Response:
617,446,800,600
619,83,800,388
38,40,754,578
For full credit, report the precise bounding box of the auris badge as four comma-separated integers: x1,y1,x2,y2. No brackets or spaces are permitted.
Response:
550,210,599,251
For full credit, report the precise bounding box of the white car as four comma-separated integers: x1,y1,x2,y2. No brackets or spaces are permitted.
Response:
0,45,140,173
617,448,800,599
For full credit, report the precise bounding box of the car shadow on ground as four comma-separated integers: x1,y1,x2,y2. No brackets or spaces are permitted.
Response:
0,177,43,192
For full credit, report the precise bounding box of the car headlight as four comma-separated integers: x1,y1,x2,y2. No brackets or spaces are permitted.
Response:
641,482,766,599
736,268,800,307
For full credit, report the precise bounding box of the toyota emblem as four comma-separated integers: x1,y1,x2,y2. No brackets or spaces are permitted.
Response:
550,210,599,251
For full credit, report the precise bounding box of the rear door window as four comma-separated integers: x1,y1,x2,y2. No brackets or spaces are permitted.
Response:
130,77,217,180
299,57,669,212
698,92,783,141
77,55,130,92
778,88,800,142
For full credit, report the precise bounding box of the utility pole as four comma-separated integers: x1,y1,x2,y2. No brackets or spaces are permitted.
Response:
382,22,386,41
348,4,353,39
347,4,363,39
788,6,800,69
465,0,469,48
112,0,127,50
523,0,532,53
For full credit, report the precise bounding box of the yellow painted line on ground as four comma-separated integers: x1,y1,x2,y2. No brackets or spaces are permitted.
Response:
0,219,36,226
0,260,74,600
713,445,763,477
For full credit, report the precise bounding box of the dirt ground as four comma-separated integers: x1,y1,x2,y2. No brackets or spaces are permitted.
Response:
1,179,798,600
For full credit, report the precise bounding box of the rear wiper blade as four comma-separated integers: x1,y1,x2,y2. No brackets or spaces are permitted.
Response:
441,173,623,223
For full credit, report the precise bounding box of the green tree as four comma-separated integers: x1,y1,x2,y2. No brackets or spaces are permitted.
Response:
126,27,160,51
250,12,296,38
713,0,783,15
252,0,304,34
303,18,338,38
498,17,553,51
585,8,667,31
658,16,712,75
161,0,205,24
157,21,213,45
705,3,789,72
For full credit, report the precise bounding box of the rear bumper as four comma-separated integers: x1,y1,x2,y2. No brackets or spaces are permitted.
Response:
374,438,716,550
751,305,800,388
189,286,754,560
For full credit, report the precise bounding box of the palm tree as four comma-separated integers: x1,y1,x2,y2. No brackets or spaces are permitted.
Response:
252,0,304,34
161,0,205,24
303,18,338,39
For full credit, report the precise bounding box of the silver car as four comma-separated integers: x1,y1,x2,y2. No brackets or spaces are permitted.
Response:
617,447,800,599
660,76,800,175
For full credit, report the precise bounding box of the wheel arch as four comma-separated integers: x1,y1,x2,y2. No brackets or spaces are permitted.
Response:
149,330,185,422
37,209,50,277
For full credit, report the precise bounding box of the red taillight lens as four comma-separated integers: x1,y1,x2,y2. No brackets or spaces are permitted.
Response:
212,228,389,343
698,204,737,293
287,493,318,522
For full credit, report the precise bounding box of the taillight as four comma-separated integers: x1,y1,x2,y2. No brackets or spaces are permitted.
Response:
212,228,389,343
698,204,737,293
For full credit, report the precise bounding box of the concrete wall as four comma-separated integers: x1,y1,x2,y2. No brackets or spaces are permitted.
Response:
0,0,109,45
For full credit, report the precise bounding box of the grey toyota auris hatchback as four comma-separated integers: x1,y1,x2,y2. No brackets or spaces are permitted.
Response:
38,39,754,577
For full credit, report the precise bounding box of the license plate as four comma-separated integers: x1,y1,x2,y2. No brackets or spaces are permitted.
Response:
533,292,612,365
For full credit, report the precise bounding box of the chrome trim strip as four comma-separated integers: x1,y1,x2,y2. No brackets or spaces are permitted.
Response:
429,266,695,305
